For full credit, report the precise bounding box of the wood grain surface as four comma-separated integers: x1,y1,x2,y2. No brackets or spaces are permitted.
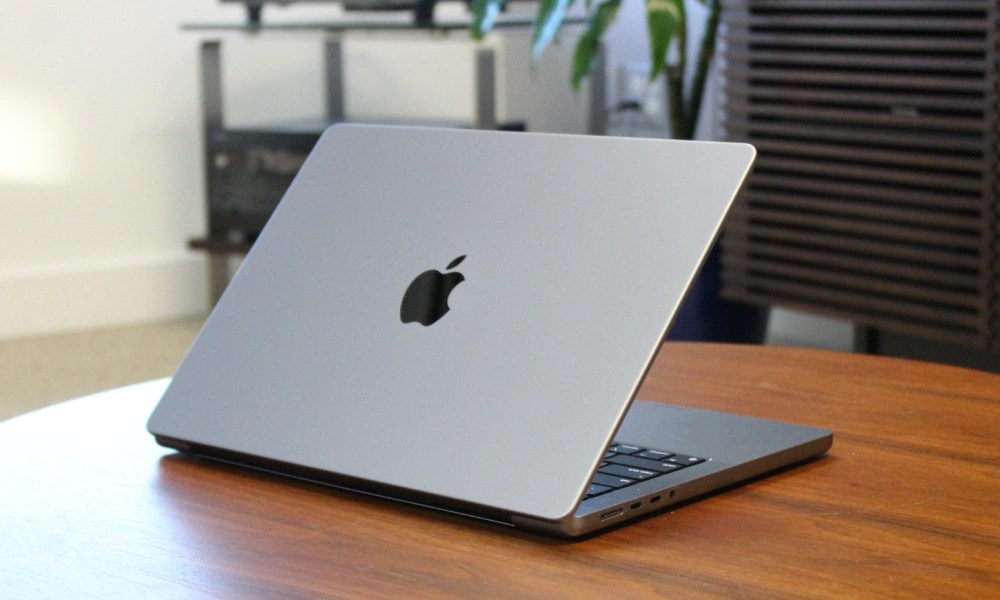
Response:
2,343,998,598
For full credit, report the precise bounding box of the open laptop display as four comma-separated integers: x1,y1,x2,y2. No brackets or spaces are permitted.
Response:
148,124,831,537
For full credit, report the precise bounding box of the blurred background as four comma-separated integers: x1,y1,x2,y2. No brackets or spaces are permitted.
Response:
0,0,855,419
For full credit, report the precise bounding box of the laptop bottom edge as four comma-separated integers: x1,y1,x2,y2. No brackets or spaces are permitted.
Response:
153,434,518,529
153,423,831,538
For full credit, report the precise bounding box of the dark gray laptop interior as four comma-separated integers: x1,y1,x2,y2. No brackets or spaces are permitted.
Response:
148,124,831,537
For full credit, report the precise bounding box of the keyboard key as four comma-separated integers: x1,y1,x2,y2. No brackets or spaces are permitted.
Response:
667,454,705,466
608,443,644,455
599,464,659,481
637,449,674,460
604,454,684,474
586,483,613,498
592,473,635,489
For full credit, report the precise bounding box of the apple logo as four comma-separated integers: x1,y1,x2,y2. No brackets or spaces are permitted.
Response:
399,255,466,326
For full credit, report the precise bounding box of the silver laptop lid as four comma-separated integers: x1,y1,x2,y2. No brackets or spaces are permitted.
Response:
148,124,755,522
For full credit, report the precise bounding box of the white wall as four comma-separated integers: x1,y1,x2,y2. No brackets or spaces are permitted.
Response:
0,1,591,340
1,2,217,339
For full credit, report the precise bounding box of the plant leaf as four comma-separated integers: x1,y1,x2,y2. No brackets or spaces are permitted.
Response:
532,0,576,62
645,0,682,81
571,0,621,90
470,0,505,40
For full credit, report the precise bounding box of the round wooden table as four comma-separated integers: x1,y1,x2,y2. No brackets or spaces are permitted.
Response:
2,343,999,597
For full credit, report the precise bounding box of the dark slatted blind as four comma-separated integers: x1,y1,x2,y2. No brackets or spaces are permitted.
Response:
721,0,1000,347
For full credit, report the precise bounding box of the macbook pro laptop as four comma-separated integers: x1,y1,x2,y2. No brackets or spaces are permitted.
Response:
148,124,831,537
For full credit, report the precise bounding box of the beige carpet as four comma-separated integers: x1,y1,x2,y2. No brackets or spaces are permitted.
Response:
0,317,205,422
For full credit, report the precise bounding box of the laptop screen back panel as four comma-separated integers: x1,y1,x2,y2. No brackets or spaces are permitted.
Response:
148,125,756,523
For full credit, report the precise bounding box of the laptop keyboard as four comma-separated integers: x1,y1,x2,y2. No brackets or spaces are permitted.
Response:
585,442,706,499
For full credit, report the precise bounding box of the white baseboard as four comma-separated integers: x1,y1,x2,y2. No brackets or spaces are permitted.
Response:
0,253,209,340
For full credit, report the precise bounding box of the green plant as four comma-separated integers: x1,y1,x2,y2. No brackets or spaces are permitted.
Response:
471,0,722,140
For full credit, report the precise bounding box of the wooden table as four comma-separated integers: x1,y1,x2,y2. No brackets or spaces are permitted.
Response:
2,343,998,598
